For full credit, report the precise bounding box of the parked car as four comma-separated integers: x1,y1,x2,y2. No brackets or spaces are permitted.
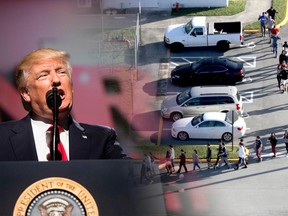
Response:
170,57,245,86
164,16,243,52
171,111,246,141
161,85,244,121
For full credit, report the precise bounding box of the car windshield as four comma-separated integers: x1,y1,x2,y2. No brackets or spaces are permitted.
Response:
191,59,203,70
225,110,240,124
184,20,193,34
176,89,191,105
191,114,204,126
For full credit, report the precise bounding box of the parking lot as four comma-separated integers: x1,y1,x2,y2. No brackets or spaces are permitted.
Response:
134,29,288,150
135,23,288,216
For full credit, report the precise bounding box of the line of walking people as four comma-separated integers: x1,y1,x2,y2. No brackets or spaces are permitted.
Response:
140,130,288,183
164,130,288,175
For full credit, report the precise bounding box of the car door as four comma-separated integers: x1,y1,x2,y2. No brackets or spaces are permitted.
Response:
198,96,220,113
193,120,227,139
181,97,203,116
197,65,228,84
212,121,228,138
186,27,207,47
192,120,217,138
217,96,235,112
210,65,229,83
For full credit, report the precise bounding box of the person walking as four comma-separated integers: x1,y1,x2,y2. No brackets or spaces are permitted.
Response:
268,132,278,158
271,34,281,57
277,61,288,93
169,145,175,172
234,140,248,170
243,139,250,165
206,144,212,169
140,154,153,184
279,50,287,65
143,153,152,178
283,129,288,156
149,152,157,177
192,149,201,171
266,6,278,20
177,149,188,174
282,41,288,52
214,140,224,169
258,12,268,37
165,150,173,175
267,17,275,40
216,143,231,169
255,136,263,162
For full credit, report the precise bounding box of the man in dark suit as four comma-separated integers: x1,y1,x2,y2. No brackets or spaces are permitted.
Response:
0,48,128,161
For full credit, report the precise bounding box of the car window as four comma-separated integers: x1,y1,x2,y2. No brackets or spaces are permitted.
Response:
186,97,200,106
225,59,240,68
199,97,218,105
192,27,203,35
191,114,203,126
213,121,226,127
198,121,214,127
199,121,226,127
177,89,191,105
198,65,228,73
184,21,193,34
218,96,234,104
191,59,203,71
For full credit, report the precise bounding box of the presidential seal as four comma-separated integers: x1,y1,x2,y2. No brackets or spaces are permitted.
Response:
13,177,99,216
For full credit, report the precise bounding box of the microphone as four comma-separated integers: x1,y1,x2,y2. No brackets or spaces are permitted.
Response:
46,87,62,110
46,87,62,161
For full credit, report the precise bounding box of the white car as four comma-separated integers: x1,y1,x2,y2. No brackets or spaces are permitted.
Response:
171,111,246,141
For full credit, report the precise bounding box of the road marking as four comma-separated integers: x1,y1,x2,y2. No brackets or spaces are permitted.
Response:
182,57,193,63
169,56,256,68
241,91,254,103
236,56,256,68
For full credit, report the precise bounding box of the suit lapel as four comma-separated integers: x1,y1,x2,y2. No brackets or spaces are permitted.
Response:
10,115,38,161
9,115,91,160
69,119,90,159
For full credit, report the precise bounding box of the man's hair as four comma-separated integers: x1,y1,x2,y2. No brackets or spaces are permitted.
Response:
16,48,72,111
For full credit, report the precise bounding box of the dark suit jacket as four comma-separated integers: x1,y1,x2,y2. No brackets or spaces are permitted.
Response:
0,114,128,161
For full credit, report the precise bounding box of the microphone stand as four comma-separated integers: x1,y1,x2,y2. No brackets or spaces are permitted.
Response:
50,87,60,161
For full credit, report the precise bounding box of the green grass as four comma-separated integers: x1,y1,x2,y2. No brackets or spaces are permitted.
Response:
171,0,286,30
137,144,239,161
245,0,287,29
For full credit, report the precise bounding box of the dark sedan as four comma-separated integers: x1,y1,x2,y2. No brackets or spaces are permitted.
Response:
171,58,245,86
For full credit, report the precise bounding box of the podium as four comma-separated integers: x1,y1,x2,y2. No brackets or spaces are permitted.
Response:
0,160,167,216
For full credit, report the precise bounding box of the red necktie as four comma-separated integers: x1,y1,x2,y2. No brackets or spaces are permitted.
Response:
47,125,68,161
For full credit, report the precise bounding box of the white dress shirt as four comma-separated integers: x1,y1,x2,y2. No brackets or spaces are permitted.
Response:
31,118,70,161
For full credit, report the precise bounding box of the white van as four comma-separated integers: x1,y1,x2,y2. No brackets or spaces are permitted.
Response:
161,86,244,121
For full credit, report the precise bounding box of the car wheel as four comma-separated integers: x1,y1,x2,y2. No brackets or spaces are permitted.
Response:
222,132,232,142
171,112,183,121
217,41,230,52
178,132,189,141
171,43,184,52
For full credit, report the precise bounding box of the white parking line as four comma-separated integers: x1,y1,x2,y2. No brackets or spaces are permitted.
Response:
236,56,256,68
240,91,254,103
170,56,256,68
